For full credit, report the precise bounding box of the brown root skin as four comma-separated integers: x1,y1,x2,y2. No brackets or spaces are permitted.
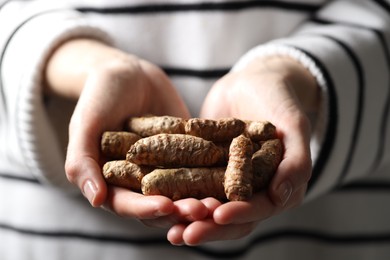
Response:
252,139,283,192
141,167,226,201
185,118,246,142
224,134,254,201
102,160,153,191
126,134,224,167
244,121,277,142
127,115,186,137
215,142,230,166
101,131,141,160
100,116,283,202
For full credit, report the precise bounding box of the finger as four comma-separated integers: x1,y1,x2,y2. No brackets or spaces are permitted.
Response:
213,194,276,225
269,112,312,207
179,219,257,246
167,224,187,246
65,153,107,207
173,198,209,222
141,215,179,229
213,185,307,225
65,114,107,207
200,197,223,217
105,186,174,219
65,73,128,207
142,198,210,229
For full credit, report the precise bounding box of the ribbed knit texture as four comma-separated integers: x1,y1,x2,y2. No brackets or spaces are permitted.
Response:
1,1,390,259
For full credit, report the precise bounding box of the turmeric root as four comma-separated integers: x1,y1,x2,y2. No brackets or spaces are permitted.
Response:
224,134,254,201
141,167,226,201
101,131,141,159
185,118,246,142
215,142,231,166
252,139,283,192
126,134,224,167
127,115,186,137
244,121,276,142
102,160,153,191
100,115,283,202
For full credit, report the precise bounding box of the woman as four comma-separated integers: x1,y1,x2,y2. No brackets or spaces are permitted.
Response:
1,0,390,259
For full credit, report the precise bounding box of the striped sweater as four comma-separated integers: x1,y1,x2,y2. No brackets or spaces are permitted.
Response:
1,0,390,259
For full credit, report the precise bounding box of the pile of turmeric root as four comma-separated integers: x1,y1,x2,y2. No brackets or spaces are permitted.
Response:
100,115,283,202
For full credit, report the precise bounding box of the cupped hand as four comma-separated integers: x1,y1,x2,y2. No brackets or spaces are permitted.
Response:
167,55,319,245
45,39,193,220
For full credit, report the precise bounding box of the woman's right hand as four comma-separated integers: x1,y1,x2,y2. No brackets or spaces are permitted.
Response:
45,38,200,222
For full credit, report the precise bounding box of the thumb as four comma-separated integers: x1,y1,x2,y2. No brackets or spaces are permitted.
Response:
268,115,312,208
65,111,108,207
65,153,107,207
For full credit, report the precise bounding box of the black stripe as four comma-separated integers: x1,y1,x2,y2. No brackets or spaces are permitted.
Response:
0,0,15,111
162,67,229,79
319,35,364,185
368,30,390,171
2,222,390,258
0,0,21,114
311,17,390,174
0,222,167,245
0,0,12,10
290,48,338,192
76,1,321,14
371,0,390,15
0,173,40,184
337,181,390,192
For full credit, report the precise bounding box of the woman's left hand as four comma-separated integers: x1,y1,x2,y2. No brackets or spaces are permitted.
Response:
167,55,319,245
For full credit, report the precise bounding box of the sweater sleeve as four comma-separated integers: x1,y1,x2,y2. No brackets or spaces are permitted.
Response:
0,2,113,192
232,0,390,200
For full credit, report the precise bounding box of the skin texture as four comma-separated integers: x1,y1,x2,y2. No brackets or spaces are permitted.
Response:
101,131,141,160
45,38,190,217
44,38,318,246
141,167,226,201
252,139,284,192
168,56,317,245
184,117,246,142
224,134,254,201
244,120,277,142
102,160,153,191
101,122,281,201
127,115,186,137
126,134,224,167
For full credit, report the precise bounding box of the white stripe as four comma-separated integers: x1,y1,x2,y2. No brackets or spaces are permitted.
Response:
0,177,165,238
269,35,359,198
297,23,389,182
2,177,390,259
1,11,113,190
317,0,390,28
84,9,309,68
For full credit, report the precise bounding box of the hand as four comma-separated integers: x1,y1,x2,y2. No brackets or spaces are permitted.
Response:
45,39,191,220
167,55,319,245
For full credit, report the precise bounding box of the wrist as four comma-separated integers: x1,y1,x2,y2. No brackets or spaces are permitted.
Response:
244,55,320,115
44,38,134,100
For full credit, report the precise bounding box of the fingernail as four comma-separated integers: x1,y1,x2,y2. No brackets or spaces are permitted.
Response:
171,241,184,246
277,181,292,206
83,180,97,205
154,210,170,217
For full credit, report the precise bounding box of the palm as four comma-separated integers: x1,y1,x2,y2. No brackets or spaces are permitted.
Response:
171,68,314,245
65,59,190,209
201,70,295,123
